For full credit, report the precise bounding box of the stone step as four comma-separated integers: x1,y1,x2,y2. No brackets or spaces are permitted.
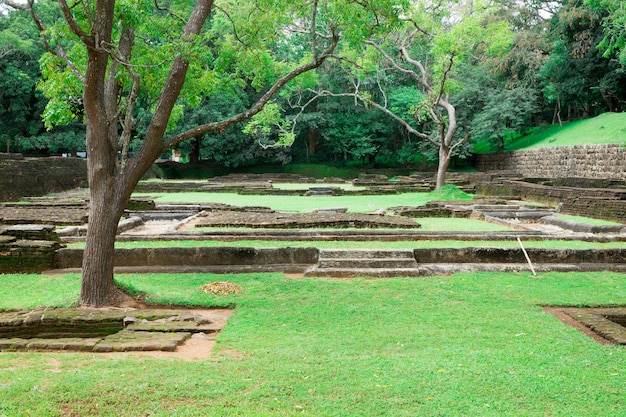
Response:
305,263,626,278
304,267,425,278
317,258,417,269
318,258,418,269
472,205,521,210
319,249,416,259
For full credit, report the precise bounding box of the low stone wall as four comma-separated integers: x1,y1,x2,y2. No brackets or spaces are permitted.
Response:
53,246,626,275
414,248,626,264
0,155,87,202
475,144,626,181
56,246,320,270
0,225,61,273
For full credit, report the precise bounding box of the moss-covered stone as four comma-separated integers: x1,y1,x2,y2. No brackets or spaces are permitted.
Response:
0,307,229,353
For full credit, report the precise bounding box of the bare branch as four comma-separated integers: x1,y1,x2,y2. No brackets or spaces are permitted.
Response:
433,53,455,111
400,17,431,38
399,45,429,87
449,130,472,153
214,5,251,47
1,0,28,11
311,0,319,60
366,40,425,88
376,74,387,108
314,88,437,147
153,0,187,25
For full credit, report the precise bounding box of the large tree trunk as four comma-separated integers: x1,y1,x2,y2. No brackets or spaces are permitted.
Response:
80,182,127,306
79,0,122,307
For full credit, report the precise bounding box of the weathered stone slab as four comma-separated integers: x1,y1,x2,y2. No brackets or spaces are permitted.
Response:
126,322,222,333
94,330,190,352
26,337,102,351
0,204,88,225
312,207,348,214
1,225,59,241
0,338,29,350
193,210,421,229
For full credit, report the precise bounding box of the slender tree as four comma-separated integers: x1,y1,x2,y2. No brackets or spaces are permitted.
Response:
314,0,512,188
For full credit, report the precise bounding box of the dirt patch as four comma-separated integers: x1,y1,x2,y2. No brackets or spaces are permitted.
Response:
98,336,218,361
200,281,243,295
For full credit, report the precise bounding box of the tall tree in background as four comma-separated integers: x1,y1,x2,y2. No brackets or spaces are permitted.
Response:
318,0,512,188
538,0,626,120
1,0,349,307
0,6,46,152
587,0,626,64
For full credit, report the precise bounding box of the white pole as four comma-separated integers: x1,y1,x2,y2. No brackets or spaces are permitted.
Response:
517,237,537,277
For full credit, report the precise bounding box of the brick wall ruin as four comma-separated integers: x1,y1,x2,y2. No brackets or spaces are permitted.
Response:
0,154,87,202
475,144,626,181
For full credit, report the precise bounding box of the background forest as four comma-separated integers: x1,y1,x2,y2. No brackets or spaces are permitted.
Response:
1,0,625,169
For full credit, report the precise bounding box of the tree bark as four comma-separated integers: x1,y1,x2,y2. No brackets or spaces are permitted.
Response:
435,144,451,190
80,182,130,306
189,137,201,164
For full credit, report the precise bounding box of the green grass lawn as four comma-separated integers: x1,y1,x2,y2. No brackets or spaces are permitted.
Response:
133,191,448,212
474,112,626,153
190,218,513,232
1,271,626,416
271,183,367,191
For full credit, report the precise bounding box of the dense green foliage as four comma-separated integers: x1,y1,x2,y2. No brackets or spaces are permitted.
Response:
1,0,625,165
1,271,626,415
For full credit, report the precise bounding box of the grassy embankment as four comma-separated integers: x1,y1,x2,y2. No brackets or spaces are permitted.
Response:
474,112,626,153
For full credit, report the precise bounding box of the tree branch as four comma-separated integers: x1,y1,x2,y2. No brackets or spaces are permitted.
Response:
311,0,319,60
366,40,424,86
153,0,188,25
399,45,430,88
214,5,251,47
433,53,455,112
161,28,341,152
313,88,438,147
58,0,94,47
449,130,472,153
